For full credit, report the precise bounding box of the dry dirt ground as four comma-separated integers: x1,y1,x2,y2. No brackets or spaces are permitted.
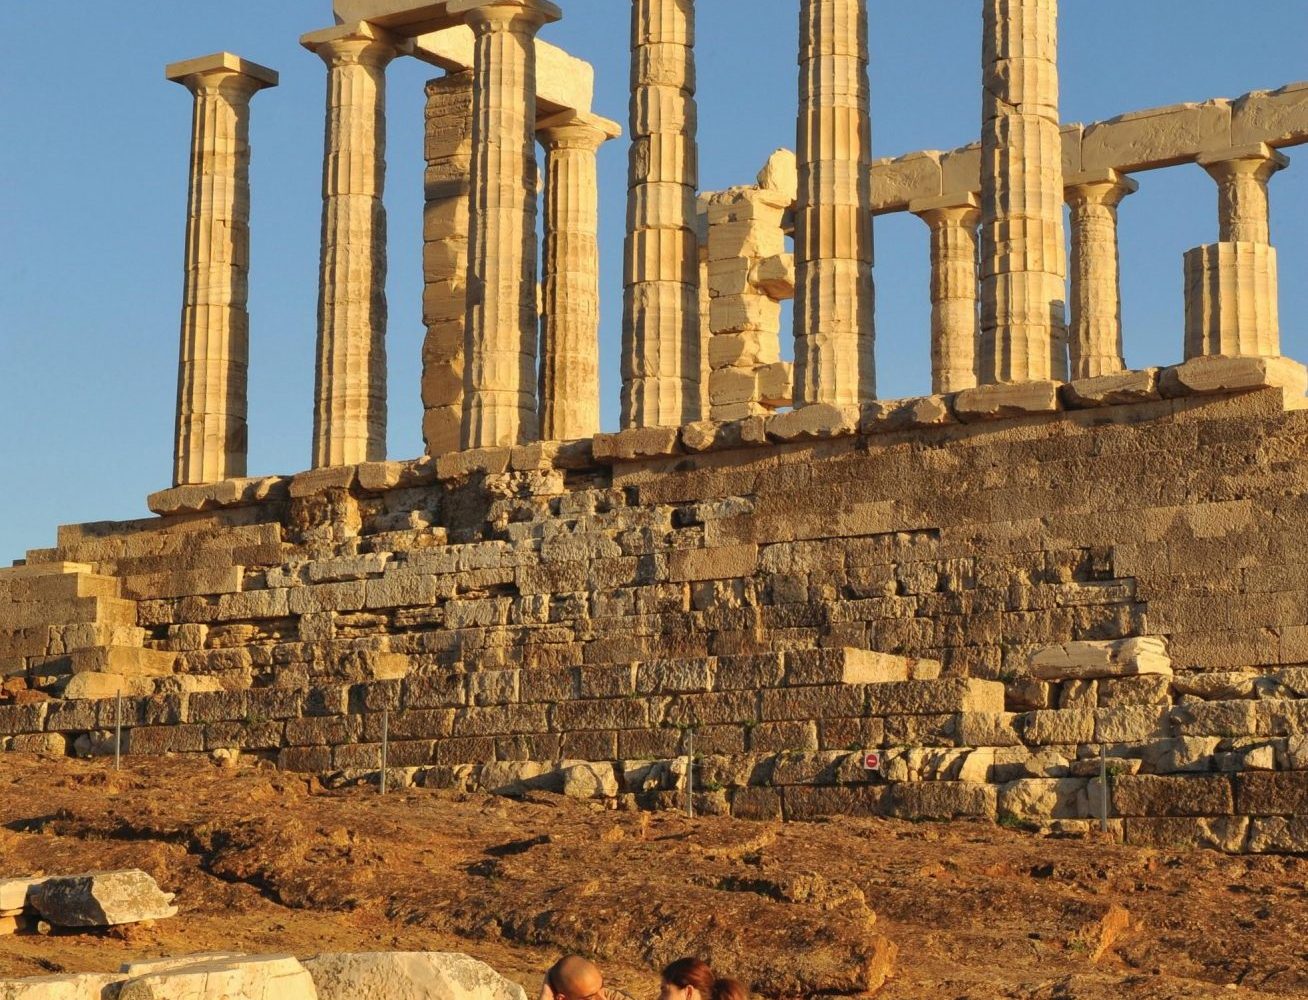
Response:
1,754,1306,999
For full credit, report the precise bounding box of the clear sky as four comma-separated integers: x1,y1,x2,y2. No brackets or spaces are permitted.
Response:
1,1,1305,565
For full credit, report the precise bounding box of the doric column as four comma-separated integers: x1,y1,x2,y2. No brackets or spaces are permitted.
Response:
1199,143,1287,245
538,112,620,441
911,194,981,394
978,0,1067,385
166,54,277,487
422,71,475,457
622,0,702,429
302,23,399,468
1065,170,1136,379
461,0,561,450
794,0,876,406
1185,144,1288,359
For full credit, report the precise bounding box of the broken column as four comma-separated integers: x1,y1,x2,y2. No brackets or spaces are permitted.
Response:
538,112,620,441
978,0,1067,384
461,0,561,449
622,0,702,429
704,151,797,420
911,194,981,393
166,53,278,487
1065,170,1135,378
1185,143,1287,358
303,23,399,468
794,0,876,406
422,71,475,457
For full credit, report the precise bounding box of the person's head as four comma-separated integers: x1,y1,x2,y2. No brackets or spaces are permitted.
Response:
659,958,748,1000
548,955,606,1000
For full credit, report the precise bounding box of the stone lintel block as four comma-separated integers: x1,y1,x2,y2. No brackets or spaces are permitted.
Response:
1029,637,1172,682
1159,355,1308,402
592,427,682,463
147,476,290,516
289,465,358,498
860,395,956,434
764,403,860,443
1232,82,1308,148
952,381,1062,423
165,51,280,88
1080,100,1232,173
1061,368,1160,409
434,447,512,480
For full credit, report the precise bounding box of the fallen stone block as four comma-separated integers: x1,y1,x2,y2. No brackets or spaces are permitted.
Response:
1159,354,1308,402
860,395,956,434
764,403,859,442
29,870,177,928
117,955,316,1000
952,381,1061,422
591,427,681,462
0,879,41,912
0,973,124,1000
303,951,527,1000
1061,368,1160,408
1029,637,1171,681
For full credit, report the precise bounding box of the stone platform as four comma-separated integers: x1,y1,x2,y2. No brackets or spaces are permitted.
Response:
5,359,1308,852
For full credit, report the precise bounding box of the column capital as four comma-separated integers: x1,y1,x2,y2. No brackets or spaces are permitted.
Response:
166,52,279,95
910,192,981,227
1198,142,1289,183
1064,169,1139,208
536,111,622,150
301,21,402,67
452,0,562,32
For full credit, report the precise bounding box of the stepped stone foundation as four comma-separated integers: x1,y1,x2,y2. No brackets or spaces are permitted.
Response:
7,360,1308,852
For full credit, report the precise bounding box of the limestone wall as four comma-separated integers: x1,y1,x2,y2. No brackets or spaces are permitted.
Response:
5,364,1308,851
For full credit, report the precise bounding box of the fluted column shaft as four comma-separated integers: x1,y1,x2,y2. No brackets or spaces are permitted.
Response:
167,55,277,487
305,24,397,468
540,115,616,441
462,3,554,449
422,71,475,457
622,0,702,428
1200,144,1287,244
979,0,1067,384
794,0,876,406
1066,170,1135,379
912,196,980,394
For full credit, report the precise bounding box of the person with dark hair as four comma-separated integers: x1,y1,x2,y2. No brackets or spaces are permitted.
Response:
659,957,748,1000
540,955,636,1000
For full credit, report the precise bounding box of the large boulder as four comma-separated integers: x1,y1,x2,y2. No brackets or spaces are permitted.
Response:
117,955,316,1000
28,871,176,927
303,952,528,1000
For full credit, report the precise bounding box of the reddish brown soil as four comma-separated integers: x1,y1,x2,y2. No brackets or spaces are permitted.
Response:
0,754,1305,999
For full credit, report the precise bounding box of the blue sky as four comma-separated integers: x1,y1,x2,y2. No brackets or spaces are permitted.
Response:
1,1,1305,565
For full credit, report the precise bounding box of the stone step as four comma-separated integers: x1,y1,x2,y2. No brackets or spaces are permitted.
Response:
33,647,177,679
0,573,121,602
0,561,93,578
0,596,136,631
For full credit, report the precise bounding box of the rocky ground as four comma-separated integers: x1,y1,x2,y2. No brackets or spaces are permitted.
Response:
0,754,1305,999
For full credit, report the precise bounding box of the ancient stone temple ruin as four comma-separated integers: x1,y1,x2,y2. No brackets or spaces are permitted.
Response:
5,0,1308,853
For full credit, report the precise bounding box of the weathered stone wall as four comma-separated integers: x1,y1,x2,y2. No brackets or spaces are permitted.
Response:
5,364,1308,851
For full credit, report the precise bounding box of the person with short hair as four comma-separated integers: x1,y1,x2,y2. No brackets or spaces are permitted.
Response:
540,954,636,1000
